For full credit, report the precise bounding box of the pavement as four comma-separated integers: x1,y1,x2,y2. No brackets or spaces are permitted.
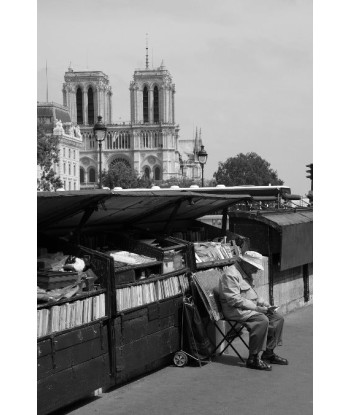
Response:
54,304,313,415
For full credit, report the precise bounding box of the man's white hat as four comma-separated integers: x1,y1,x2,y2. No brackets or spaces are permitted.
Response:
240,251,264,271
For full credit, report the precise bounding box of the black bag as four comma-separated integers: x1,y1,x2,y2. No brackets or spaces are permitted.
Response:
183,298,214,359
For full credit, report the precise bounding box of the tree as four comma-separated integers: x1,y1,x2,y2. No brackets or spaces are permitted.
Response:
37,125,63,191
213,152,284,186
102,162,153,189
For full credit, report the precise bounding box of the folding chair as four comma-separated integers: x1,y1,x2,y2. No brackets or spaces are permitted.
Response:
192,269,249,363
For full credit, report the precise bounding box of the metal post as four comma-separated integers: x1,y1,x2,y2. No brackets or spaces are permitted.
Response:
99,141,102,189
201,164,204,187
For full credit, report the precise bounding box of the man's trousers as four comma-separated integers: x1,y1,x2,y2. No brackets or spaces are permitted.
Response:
244,312,284,355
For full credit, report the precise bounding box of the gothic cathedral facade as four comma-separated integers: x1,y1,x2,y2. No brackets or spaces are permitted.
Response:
62,61,202,188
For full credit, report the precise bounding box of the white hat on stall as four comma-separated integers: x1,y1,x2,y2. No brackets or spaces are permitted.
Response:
240,251,264,271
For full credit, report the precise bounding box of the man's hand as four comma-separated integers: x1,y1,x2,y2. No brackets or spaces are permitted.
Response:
256,306,268,314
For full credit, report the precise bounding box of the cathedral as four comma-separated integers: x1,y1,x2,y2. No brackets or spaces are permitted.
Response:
61,55,203,188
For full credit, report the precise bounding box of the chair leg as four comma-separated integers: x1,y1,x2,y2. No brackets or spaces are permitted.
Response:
227,321,249,350
211,321,246,363
221,338,246,363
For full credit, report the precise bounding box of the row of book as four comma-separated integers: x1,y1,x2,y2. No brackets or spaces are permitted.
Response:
37,293,106,338
172,229,207,243
116,274,189,312
194,242,235,263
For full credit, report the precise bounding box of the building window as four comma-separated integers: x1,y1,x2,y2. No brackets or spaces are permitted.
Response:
80,167,85,183
154,166,161,181
64,180,66,190
107,132,112,149
89,134,95,149
69,149,71,159
76,87,83,124
74,182,76,190
144,166,150,179
68,181,71,190
110,158,131,170
154,86,159,123
63,147,66,157
73,164,76,176
88,87,95,125
143,86,149,123
89,168,96,183
73,150,76,159
68,163,71,175
141,131,150,149
63,162,66,174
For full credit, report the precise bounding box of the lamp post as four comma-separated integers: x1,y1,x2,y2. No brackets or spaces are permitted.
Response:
197,145,208,187
93,116,107,189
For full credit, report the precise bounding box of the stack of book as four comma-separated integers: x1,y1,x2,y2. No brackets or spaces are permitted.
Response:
116,274,187,312
37,293,106,338
108,250,157,266
194,242,235,263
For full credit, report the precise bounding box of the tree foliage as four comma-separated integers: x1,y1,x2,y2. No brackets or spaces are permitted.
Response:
37,125,63,191
102,162,152,189
213,152,284,186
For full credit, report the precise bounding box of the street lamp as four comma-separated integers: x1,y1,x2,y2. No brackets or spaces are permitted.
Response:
197,145,208,187
93,115,107,189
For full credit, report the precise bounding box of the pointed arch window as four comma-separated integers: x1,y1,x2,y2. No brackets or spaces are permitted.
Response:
89,168,96,183
80,168,85,184
144,166,150,179
154,86,159,123
143,86,149,123
88,87,94,125
154,166,161,181
76,88,83,124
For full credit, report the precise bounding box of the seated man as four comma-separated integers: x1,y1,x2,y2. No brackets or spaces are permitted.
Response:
219,251,288,371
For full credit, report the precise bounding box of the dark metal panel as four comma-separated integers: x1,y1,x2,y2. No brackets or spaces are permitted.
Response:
280,221,313,270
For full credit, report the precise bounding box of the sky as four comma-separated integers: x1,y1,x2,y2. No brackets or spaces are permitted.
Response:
37,0,312,196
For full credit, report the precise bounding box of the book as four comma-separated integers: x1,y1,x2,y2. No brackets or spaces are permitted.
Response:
37,310,42,337
76,300,82,326
92,296,97,320
100,294,105,317
71,302,76,329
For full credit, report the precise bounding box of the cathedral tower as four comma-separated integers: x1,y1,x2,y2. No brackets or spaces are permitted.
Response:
129,61,176,125
62,66,112,125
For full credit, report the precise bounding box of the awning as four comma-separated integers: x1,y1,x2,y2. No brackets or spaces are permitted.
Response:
38,190,253,235
229,209,313,270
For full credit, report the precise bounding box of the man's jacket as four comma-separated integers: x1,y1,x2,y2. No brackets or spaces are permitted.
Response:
219,262,262,321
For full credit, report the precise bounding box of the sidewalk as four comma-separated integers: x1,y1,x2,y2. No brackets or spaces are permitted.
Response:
54,305,313,415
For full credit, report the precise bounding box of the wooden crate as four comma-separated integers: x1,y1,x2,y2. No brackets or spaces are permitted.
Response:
37,320,112,415
112,295,183,386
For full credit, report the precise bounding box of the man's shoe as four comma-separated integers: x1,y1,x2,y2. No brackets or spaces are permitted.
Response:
246,357,272,371
261,352,289,365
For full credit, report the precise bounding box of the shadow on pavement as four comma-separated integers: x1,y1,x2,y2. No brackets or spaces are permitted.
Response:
211,354,245,368
49,396,102,415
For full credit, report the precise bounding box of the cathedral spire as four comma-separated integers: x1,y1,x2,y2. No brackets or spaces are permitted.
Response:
199,128,203,147
194,127,200,154
145,33,149,69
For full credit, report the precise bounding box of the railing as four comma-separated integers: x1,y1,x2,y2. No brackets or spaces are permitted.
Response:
80,182,98,189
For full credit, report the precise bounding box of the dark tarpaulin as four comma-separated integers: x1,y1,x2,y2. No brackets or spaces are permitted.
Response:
37,190,252,235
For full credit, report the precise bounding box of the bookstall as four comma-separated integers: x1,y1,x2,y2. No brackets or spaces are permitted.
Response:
228,208,313,313
37,231,114,415
37,189,252,413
